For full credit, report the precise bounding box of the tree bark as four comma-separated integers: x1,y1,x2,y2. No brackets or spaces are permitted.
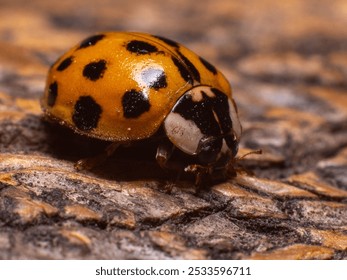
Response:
0,0,346,259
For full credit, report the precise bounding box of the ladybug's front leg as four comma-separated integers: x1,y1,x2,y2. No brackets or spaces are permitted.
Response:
75,142,120,170
156,140,199,174
184,164,213,185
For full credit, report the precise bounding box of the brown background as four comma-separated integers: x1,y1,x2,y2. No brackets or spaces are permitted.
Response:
0,0,346,259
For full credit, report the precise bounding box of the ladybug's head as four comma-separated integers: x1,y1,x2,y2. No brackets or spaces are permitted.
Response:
163,86,241,165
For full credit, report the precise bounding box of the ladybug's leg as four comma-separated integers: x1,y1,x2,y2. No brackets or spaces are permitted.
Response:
74,142,120,170
156,140,192,173
155,140,176,170
184,164,213,185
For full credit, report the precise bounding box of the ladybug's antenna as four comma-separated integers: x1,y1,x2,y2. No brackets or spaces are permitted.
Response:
236,149,262,161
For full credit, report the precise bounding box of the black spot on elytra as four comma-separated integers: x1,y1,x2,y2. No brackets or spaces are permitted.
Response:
47,81,58,107
78,34,105,49
172,56,193,84
153,35,179,48
57,56,74,71
141,68,167,90
122,89,150,118
72,96,102,131
83,60,107,81
178,51,201,83
126,40,158,54
199,56,217,75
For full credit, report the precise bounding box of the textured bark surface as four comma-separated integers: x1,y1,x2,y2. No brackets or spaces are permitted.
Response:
0,0,346,259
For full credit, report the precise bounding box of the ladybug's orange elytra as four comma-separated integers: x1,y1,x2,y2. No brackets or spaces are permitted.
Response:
42,32,241,182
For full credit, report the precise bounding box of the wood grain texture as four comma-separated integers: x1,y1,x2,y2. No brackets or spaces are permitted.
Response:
0,0,346,259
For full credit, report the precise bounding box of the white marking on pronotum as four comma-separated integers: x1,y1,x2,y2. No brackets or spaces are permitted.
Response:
228,99,241,139
190,86,215,102
190,89,203,102
164,112,203,155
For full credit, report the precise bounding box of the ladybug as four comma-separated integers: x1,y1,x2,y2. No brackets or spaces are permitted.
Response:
41,32,242,183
